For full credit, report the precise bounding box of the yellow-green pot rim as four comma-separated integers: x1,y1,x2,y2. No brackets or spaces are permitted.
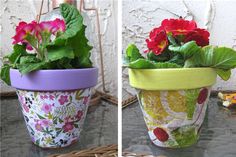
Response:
128,68,217,90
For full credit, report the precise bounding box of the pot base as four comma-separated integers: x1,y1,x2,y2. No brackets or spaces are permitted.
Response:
32,138,79,149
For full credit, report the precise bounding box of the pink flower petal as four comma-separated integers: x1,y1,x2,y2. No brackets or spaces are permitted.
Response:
25,43,33,50
51,18,66,34
16,21,27,32
12,30,27,44
39,21,53,32
12,20,37,50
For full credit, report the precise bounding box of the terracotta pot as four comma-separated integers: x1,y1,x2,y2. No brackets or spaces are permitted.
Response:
129,68,217,148
10,68,98,148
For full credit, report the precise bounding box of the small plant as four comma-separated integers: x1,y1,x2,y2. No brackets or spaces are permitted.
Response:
1,3,93,85
125,18,236,80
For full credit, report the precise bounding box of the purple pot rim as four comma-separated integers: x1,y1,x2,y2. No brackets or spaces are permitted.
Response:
10,68,98,72
10,68,98,91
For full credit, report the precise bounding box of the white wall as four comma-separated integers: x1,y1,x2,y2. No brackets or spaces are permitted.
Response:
122,0,236,96
0,0,117,97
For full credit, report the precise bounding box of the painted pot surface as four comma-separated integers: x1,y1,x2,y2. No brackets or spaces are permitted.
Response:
17,89,91,148
137,87,211,148
129,68,217,148
10,68,98,91
10,69,98,148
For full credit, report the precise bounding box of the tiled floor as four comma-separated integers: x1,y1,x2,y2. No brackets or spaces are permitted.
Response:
1,97,117,157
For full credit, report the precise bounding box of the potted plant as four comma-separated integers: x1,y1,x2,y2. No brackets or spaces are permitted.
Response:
124,18,236,148
0,4,98,148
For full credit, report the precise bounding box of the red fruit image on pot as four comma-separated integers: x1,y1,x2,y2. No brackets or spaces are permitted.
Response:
197,88,208,104
153,127,169,142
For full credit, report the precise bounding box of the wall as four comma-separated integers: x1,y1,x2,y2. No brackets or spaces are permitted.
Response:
0,0,117,97
122,0,236,97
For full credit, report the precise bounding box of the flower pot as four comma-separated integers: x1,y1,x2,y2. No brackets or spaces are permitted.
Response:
129,68,217,148
10,68,98,148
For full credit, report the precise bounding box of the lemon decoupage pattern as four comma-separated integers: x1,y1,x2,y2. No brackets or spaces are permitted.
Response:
137,87,211,148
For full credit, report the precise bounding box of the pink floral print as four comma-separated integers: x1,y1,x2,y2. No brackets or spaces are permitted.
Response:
76,110,83,121
83,96,89,104
35,123,43,131
16,88,91,148
58,95,69,105
41,103,52,114
22,103,29,113
40,119,51,127
63,122,74,132
19,95,24,104
40,95,48,100
49,95,55,100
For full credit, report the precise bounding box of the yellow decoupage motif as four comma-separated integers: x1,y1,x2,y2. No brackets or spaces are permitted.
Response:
140,90,169,123
167,91,186,113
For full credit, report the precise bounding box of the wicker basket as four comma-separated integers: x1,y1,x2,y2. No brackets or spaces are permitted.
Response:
48,144,118,157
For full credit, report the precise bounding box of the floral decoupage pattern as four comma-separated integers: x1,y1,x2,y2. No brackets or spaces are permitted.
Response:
16,88,91,148
137,87,211,148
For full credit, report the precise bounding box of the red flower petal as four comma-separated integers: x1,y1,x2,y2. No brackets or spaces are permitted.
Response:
184,28,210,46
161,18,197,36
153,127,169,142
149,26,164,39
197,88,208,104
145,31,168,55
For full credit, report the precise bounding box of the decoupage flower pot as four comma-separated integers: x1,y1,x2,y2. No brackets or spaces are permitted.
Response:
10,68,98,148
129,68,217,148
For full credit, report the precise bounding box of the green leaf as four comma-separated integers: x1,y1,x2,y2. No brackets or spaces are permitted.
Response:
47,46,74,61
167,34,178,46
185,89,200,119
47,3,93,68
0,65,11,85
77,56,92,68
67,25,93,67
125,44,144,63
184,57,196,68
128,59,156,69
168,54,184,66
216,69,231,81
20,55,39,64
169,41,201,60
154,62,181,68
198,46,236,70
25,34,38,49
147,51,170,62
71,56,92,68
18,61,46,74
56,58,73,69
8,44,27,65
128,59,181,69
50,3,83,46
